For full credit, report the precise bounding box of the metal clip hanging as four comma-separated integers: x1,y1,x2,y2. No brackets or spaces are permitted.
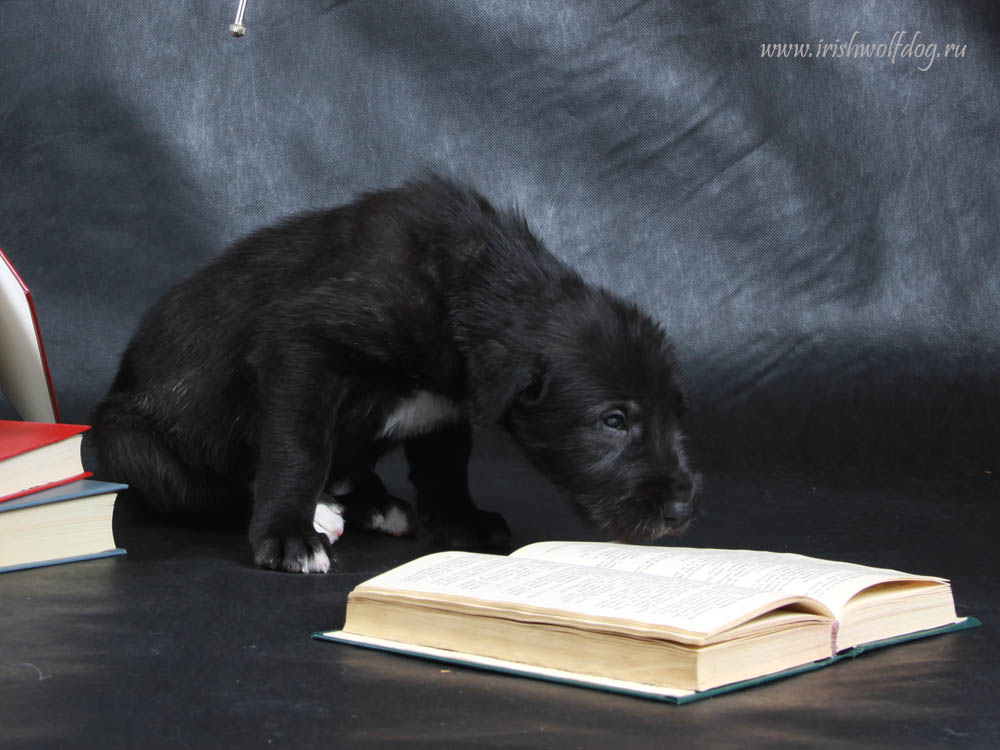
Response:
229,0,248,37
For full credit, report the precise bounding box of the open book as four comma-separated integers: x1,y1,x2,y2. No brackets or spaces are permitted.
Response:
316,542,974,702
0,247,60,422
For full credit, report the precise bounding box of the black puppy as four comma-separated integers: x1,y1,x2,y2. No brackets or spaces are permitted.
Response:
92,177,698,573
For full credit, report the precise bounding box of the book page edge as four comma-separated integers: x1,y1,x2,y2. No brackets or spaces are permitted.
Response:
316,629,695,700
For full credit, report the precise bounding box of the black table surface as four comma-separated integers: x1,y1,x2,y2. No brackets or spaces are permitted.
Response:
2,445,996,749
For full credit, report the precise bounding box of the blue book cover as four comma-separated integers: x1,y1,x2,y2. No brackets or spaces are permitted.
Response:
0,478,128,573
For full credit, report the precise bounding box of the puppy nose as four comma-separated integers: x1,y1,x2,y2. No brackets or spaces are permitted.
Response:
659,474,697,524
661,498,694,524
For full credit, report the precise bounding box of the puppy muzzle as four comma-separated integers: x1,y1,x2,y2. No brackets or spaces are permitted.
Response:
648,473,699,529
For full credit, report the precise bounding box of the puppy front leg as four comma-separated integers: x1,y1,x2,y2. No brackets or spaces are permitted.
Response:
249,366,341,573
250,436,337,573
404,421,511,549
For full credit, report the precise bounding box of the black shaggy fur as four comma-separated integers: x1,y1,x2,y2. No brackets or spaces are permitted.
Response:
91,177,698,572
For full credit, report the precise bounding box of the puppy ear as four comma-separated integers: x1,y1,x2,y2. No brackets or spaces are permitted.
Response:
467,340,546,425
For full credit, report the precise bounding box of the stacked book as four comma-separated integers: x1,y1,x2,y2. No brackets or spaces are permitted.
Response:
0,420,125,573
1,246,125,573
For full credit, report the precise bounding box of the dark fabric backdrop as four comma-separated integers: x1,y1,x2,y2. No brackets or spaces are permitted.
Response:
1,0,997,475
2,4,999,747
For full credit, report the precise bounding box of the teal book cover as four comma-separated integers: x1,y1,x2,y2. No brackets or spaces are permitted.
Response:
314,618,980,704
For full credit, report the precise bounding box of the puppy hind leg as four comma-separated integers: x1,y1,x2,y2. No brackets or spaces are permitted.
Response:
404,421,511,549
90,408,246,526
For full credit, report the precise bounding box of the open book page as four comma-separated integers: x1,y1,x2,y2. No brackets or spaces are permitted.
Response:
352,551,828,641
0,250,58,422
511,542,946,616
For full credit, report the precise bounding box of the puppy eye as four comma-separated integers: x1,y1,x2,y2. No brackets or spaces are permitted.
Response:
601,412,627,431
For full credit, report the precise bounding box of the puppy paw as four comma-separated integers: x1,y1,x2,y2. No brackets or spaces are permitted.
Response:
361,497,418,537
313,501,346,543
423,509,511,550
340,491,418,537
251,525,333,574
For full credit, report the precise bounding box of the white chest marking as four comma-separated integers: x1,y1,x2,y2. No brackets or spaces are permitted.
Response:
378,391,463,439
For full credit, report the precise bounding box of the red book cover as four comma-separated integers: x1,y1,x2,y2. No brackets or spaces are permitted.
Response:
0,420,92,502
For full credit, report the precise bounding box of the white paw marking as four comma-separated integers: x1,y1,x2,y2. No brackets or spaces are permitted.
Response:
297,547,331,574
378,391,463,439
372,505,412,536
313,502,345,544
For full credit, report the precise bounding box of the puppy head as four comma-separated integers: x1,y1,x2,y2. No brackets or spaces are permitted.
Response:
477,290,699,541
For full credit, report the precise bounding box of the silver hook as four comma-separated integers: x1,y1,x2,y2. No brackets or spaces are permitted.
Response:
229,0,248,37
